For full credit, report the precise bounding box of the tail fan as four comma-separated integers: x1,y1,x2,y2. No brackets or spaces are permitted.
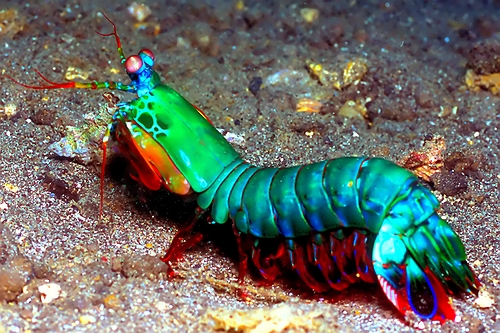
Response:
373,202,479,322
376,258,456,323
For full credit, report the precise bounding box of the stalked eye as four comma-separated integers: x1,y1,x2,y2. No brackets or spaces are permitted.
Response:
125,55,143,73
140,48,155,61
139,48,155,67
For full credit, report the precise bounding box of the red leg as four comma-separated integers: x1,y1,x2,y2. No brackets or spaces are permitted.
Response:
161,207,206,276
352,232,376,284
232,224,250,299
166,232,204,263
288,240,330,293
311,239,350,291
336,232,360,284
251,242,284,283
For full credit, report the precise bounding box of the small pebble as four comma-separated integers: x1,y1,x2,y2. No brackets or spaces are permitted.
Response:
79,315,96,325
300,8,319,23
0,103,18,119
127,2,151,22
431,171,468,196
156,301,168,312
38,283,61,304
414,87,434,108
19,309,32,320
473,290,495,308
3,183,19,193
103,294,120,310
248,77,263,96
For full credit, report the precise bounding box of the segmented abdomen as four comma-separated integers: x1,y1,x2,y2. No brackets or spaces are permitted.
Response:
197,156,419,238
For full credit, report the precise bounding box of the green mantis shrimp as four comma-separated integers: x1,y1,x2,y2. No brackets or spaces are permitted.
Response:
5,13,480,324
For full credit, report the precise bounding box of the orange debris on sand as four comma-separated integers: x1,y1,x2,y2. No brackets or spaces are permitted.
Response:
465,69,500,95
400,135,446,182
296,98,323,113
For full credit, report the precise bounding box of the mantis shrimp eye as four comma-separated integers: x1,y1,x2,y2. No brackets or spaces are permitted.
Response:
139,49,155,67
139,48,155,61
125,55,143,73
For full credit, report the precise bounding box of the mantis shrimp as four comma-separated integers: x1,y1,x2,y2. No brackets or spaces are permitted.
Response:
5,13,480,324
